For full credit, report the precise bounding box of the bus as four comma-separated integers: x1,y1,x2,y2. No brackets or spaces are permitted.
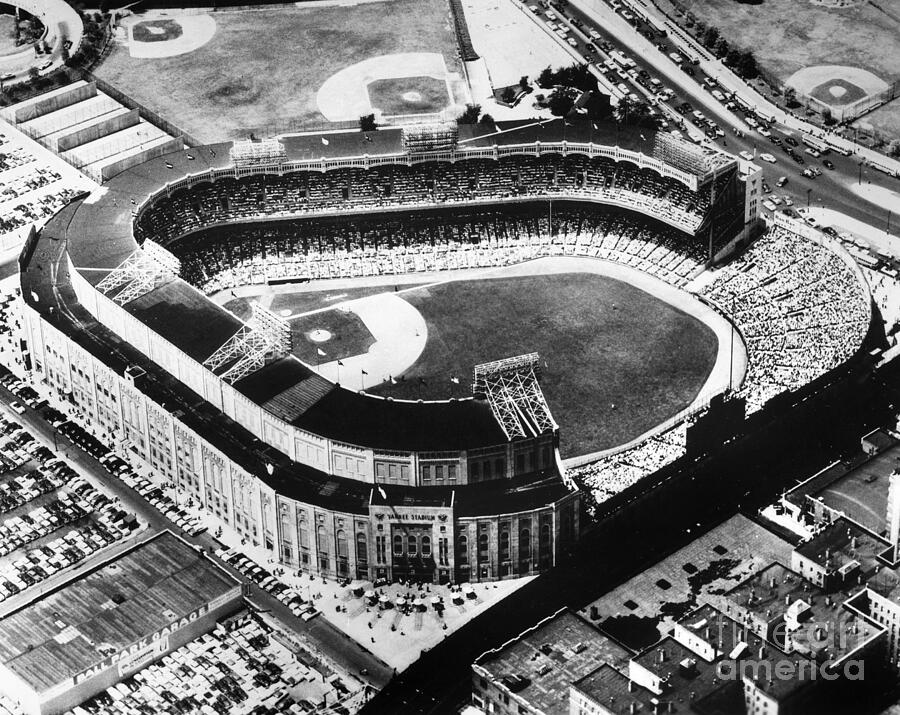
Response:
801,134,830,154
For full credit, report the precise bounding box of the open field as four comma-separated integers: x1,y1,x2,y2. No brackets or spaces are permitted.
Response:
853,100,900,143
95,0,460,142
659,0,900,84
364,270,718,458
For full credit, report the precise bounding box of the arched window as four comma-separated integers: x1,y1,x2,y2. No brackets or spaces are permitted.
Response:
478,532,489,553
499,531,510,561
458,535,468,564
356,533,367,562
422,535,432,557
408,535,418,556
336,530,348,559
540,524,551,546
393,534,403,556
317,525,327,553
520,529,531,558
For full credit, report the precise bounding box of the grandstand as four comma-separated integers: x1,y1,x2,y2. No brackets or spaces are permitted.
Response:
14,119,873,586
570,223,873,510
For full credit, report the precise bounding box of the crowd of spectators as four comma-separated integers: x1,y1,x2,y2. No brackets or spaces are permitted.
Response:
570,226,871,509
700,227,870,413
135,154,721,244
175,206,705,294
570,422,688,511
70,612,364,715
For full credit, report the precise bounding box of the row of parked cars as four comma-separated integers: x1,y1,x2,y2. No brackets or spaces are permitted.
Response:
0,495,88,556
215,547,320,621
0,410,141,601
39,405,208,537
116,468,208,537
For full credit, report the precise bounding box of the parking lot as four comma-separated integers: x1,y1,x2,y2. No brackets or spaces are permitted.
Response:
0,409,140,613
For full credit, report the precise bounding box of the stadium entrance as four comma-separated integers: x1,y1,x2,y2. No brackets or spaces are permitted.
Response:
390,524,438,582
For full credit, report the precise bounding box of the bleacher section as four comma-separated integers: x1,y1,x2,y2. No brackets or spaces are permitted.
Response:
1,81,182,184
134,154,720,241
570,226,871,508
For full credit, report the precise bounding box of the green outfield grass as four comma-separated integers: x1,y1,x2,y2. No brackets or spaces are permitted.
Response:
95,0,459,142
369,272,718,458
657,0,900,83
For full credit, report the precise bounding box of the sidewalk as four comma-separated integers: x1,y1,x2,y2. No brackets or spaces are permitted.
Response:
201,509,535,672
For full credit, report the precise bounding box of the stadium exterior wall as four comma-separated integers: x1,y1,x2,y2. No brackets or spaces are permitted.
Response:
22,303,579,584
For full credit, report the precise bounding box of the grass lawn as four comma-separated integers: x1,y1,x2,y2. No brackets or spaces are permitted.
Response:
95,0,459,142
853,99,900,141
370,273,718,458
289,309,375,365
367,76,450,115
0,15,17,54
656,0,900,83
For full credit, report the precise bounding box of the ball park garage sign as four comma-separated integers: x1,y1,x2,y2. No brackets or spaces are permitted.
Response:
72,604,210,685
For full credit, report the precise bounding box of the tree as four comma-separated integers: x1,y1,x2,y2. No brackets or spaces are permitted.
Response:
736,50,759,80
783,86,799,109
584,90,612,121
519,75,532,92
887,140,900,158
702,26,719,49
821,107,836,126
713,37,729,58
547,87,577,117
27,66,38,82
457,103,481,124
479,113,495,127
725,48,741,69
359,113,377,132
614,96,634,125
501,86,517,104
537,66,555,89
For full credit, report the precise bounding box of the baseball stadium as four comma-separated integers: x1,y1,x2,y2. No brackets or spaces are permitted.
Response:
16,116,875,584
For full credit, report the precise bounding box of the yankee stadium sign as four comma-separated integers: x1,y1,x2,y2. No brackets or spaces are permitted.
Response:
72,605,209,684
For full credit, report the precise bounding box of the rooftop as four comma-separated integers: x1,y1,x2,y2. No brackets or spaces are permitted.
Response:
0,532,239,694
794,517,887,580
474,609,630,714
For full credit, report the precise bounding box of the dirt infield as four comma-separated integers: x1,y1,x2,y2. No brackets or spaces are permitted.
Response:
787,65,887,105
124,13,216,59
317,53,457,122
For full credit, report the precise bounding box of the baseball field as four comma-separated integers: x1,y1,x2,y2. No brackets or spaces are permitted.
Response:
95,0,463,142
